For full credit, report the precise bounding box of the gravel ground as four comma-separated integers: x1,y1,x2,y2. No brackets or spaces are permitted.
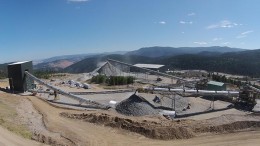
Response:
140,93,189,112
30,74,251,120
35,88,247,120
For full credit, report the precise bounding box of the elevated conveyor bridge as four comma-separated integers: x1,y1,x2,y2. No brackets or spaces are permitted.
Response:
24,71,110,109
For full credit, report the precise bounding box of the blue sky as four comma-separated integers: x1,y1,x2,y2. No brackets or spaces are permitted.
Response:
0,0,260,63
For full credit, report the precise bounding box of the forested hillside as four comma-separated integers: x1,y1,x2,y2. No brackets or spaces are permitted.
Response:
0,63,8,79
65,49,260,77
2,47,259,78
126,46,244,57
158,49,260,77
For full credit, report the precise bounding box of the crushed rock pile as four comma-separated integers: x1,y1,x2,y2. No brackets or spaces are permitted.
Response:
115,94,159,116
160,95,189,112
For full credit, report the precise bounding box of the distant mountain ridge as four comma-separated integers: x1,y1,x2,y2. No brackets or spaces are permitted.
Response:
157,49,260,77
33,51,127,70
1,46,259,77
64,48,260,77
34,59,77,71
34,46,245,70
33,53,97,65
126,46,245,58
0,62,12,78
34,51,127,65
64,54,152,73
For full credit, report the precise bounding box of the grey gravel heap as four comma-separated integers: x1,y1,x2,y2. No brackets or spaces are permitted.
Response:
116,94,159,116
159,95,189,113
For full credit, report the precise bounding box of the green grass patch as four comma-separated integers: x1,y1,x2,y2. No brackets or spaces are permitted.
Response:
0,95,32,139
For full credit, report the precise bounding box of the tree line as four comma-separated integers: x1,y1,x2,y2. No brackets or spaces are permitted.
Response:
91,75,134,86
209,73,243,87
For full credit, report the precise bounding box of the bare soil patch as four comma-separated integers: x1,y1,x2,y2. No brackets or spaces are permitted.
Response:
0,89,76,146
60,111,260,140
0,92,32,139
60,112,195,140
17,98,75,146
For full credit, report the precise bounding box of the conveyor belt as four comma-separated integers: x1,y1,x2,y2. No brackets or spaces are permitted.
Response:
25,71,110,109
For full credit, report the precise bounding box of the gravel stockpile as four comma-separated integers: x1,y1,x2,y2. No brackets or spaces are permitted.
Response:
160,95,189,113
116,94,159,116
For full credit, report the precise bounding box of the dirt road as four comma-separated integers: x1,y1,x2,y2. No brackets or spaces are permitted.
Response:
0,126,46,146
27,96,260,146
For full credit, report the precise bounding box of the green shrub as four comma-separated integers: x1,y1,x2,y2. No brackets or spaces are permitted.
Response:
91,75,134,85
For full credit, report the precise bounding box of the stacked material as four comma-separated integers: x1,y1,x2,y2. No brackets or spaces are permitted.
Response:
116,94,159,116
159,95,189,113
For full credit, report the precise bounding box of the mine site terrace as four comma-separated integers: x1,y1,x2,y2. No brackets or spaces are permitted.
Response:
1,0,260,145
0,58,260,146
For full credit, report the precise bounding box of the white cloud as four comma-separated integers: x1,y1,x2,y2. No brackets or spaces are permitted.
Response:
222,42,230,45
212,37,222,41
67,0,89,3
236,35,247,39
236,30,254,39
241,30,254,35
188,12,196,16
207,24,218,29
194,41,207,45
159,21,166,24
218,20,233,28
154,21,166,25
207,20,241,29
179,21,193,24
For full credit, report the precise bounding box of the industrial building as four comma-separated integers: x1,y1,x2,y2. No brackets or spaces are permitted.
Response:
207,81,226,91
131,63,164,72
133,64,164,70
7,61,34,92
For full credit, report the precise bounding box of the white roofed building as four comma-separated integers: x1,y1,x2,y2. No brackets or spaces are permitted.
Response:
131,63,165,73
133,64,164,69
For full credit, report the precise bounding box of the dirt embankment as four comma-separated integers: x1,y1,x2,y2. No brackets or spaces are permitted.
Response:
60,112,260,140
194,121,260,134
17,98,76,146
60,112,195,140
